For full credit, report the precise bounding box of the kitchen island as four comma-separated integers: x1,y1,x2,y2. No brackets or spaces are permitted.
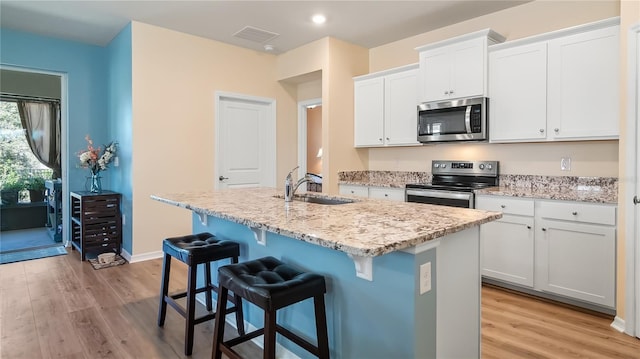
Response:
152,188,501,358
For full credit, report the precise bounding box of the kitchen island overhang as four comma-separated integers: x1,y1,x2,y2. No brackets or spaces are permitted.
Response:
151,188,501,358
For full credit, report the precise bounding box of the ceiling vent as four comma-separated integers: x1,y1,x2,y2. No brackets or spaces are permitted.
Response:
233,26,280,43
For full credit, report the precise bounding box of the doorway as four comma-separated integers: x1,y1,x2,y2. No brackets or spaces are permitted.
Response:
0,68,67,261
297,98,322,192
214,92,276,189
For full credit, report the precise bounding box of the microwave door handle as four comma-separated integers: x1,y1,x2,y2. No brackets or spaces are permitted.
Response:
464,105,472,133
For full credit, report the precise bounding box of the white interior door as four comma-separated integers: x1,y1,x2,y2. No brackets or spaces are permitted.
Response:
635,27,640,339
626,24,640,339
215,93,276,189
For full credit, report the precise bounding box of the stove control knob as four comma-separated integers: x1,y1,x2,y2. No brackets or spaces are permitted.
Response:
441,164,447,168
486,164,493,170
434,163,440,168
479,164,485,170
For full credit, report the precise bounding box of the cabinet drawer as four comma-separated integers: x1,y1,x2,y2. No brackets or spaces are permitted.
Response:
339,185,369,197
369,187,405,201
537,201,616,226
476,196,534,216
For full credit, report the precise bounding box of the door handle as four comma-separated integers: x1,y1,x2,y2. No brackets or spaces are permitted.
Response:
634,195,640,205
218,176,229,181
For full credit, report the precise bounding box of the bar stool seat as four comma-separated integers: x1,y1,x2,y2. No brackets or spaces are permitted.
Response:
212,256,330,359
157,232,245,356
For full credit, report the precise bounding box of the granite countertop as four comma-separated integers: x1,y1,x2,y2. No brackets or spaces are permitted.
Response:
475,186,618,204
338,171,618,204
151,188,501,257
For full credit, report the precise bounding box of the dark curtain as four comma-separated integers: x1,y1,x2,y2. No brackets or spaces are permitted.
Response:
17,101,61,179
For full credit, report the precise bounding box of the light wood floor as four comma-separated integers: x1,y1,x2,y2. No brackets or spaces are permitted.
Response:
1,249,639,358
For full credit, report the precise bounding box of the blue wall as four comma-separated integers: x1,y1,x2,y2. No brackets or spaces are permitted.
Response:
0,28,109,192
1,27,135,254
106,24,133,253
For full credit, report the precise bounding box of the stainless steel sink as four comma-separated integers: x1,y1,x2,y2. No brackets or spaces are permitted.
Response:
274,194,356,205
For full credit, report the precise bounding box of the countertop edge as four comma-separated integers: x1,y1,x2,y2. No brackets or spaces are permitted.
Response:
151,194,502,257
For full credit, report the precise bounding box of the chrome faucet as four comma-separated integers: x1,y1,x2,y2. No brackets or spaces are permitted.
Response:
284,166,312,202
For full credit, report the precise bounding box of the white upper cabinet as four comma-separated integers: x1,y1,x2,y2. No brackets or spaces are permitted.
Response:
547,25,620,140
354,77,385,146
488,18,620,143
489,42,548,142
416,29,505,103
354,64,420,147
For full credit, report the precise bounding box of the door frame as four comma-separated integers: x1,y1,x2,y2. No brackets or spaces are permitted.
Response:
623,22,640,338
214,91,276,190
0,65,69,245
297,98,322,178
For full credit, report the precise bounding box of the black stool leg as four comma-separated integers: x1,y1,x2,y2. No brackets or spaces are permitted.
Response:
205,262,213,311
314,295,330,359
185,263,198,356
230,256,246,336
157,253,171,327
212,285,229,359
264,309,277,359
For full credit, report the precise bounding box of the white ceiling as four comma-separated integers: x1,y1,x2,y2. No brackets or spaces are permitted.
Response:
0,1,529,54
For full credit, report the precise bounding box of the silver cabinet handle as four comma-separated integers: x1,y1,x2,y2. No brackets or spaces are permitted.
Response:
500,204,506,208
572,211,578,215
218,176,229,181
384,193,389,197
526,225,532,229
386,137,390,141
539,129,545,133
444,91,449,95
449,90,454,94
634,196,639,205
379,138,383,142
554,128,559,132
542,228,547,231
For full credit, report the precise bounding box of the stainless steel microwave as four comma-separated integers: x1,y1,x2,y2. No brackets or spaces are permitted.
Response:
417,97,488,143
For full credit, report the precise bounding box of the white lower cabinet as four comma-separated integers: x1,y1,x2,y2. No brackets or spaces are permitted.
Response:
477,196,535,287
338,184,404,201
368,187,405,201
535,201,616,308
339,184,369,197
478,195,616,309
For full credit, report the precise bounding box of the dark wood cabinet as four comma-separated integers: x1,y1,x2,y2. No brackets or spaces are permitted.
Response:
70,191,122,261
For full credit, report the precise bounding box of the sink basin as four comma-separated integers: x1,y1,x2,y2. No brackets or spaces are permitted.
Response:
273,194,356,205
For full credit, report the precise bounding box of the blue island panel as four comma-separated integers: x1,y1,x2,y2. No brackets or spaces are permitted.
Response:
194,214,437,359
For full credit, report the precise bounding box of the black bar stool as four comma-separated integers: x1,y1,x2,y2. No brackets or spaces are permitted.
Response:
211,256,330,359
157,232,245,356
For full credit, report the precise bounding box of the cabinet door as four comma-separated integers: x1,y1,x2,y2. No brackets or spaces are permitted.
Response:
384,69,419,146
420,47,451,102
547,25,620,140
368,187,405,201
480,215,535,287
339,185,369,197
536,219,615,307
354,77,384,147
489,42,548,142
449,38,485,100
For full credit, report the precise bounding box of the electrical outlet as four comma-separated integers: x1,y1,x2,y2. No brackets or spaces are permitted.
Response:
420,262,431,294
561,157,571,171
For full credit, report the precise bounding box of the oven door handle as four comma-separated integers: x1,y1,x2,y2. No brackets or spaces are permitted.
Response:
464,105,472,133
406,189,474,201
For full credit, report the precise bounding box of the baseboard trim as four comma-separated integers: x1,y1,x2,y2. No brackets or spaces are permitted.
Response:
195,293,300,358
611,316,626,332
121,250,163,263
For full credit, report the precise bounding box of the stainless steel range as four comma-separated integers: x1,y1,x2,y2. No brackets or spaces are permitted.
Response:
406,160,499,208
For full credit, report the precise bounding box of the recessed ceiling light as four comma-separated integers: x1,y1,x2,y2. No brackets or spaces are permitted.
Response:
264,44,274,51
312,14,326,25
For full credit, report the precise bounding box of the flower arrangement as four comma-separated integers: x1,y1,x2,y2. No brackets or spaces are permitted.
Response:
78,135,118,175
